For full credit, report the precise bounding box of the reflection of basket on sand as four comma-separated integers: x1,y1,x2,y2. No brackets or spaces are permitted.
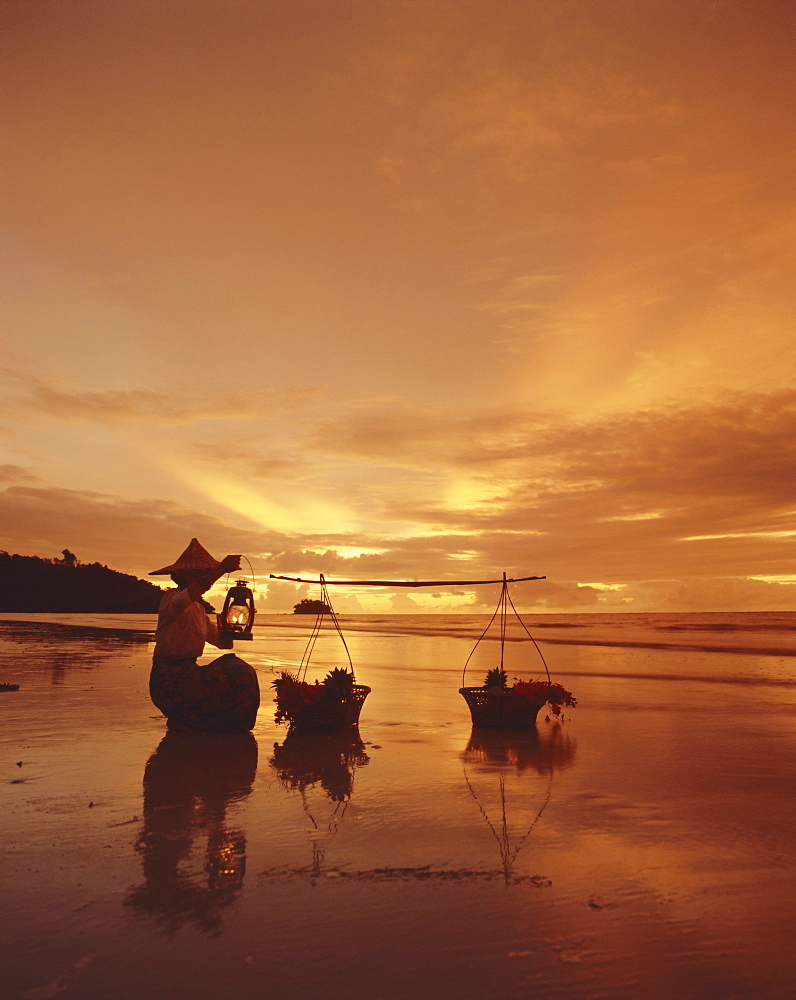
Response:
270,728,369,870
271,728,370,802
463,724,576,775
459,573,576,730
460,723,572,885
272,576,370,731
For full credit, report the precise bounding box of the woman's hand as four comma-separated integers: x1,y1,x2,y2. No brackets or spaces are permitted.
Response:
217,630,234,650
186,554,243,603
220,554,242,575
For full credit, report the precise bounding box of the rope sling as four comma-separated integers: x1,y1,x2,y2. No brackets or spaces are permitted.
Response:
273,575,369,730
461,572,551,689
296,574,354,683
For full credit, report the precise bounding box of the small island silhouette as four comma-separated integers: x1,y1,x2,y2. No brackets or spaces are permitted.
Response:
293,598,331,615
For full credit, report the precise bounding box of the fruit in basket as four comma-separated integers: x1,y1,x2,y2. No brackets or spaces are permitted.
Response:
483,667,508,689
323,667,355,694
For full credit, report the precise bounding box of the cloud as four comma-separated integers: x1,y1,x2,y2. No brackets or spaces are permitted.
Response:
292,388,796,590
0,464,40,484
309,403,549,469
0,484,283,579
363,1,691,192
1,370,254,426
309,388,796,507
256,577,312,613
2,458,794,613
97,385,796,605
190,440,315,482
1,369,327,428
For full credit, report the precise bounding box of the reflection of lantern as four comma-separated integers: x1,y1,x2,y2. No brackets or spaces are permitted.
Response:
221,580,255,640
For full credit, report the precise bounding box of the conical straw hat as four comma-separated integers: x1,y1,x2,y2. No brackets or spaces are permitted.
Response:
149,538,221,576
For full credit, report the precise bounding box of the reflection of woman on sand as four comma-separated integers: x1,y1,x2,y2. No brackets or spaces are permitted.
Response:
126,729,258,936
148,538,259,732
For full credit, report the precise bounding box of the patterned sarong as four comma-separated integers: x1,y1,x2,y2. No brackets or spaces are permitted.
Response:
150,654,260,733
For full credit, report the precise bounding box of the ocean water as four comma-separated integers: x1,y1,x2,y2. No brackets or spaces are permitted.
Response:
5,608,795,662
1,611,795,1000
5,609,793,701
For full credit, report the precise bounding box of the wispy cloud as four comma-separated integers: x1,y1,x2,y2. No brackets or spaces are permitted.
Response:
190,440,315,481
1,369,324,427
0,484,282,577
1,370,239,425
0,464,40,484
287,388,796,591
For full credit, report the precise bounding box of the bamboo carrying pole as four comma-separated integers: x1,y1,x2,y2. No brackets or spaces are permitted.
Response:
270,574,546,587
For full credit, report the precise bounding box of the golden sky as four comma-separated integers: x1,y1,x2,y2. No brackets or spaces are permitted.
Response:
1,0,794,613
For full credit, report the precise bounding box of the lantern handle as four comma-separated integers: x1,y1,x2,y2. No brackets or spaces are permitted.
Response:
223,555,257,592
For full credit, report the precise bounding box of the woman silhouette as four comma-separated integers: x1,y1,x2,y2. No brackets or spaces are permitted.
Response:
148,538,259,732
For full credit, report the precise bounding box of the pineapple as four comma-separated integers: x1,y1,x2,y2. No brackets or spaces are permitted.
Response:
483,667,508,689
323,667,354,694
271,670,298,692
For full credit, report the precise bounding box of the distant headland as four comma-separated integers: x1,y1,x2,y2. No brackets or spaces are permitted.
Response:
0,550,166,613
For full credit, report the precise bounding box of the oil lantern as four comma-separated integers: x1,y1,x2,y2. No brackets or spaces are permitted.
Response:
221,579,256,640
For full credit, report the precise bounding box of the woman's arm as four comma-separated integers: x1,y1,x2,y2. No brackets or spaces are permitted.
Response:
186,554,242,603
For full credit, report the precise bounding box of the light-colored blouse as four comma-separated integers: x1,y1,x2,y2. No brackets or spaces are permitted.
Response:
153,587,222,659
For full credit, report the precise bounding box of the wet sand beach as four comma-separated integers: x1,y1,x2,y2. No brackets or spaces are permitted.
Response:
2,612,795,1000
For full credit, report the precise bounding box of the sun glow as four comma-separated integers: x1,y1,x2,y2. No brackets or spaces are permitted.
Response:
443,476,508,512
323,546,389,559
681,531,796,541
177,470,359,535
601,510,668,522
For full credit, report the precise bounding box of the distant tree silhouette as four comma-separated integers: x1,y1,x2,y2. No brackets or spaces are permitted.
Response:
293,597,332,615
0,551,166,613
60,549,78,566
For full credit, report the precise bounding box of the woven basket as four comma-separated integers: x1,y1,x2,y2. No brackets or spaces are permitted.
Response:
289,684,371,731
459,687,543,729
